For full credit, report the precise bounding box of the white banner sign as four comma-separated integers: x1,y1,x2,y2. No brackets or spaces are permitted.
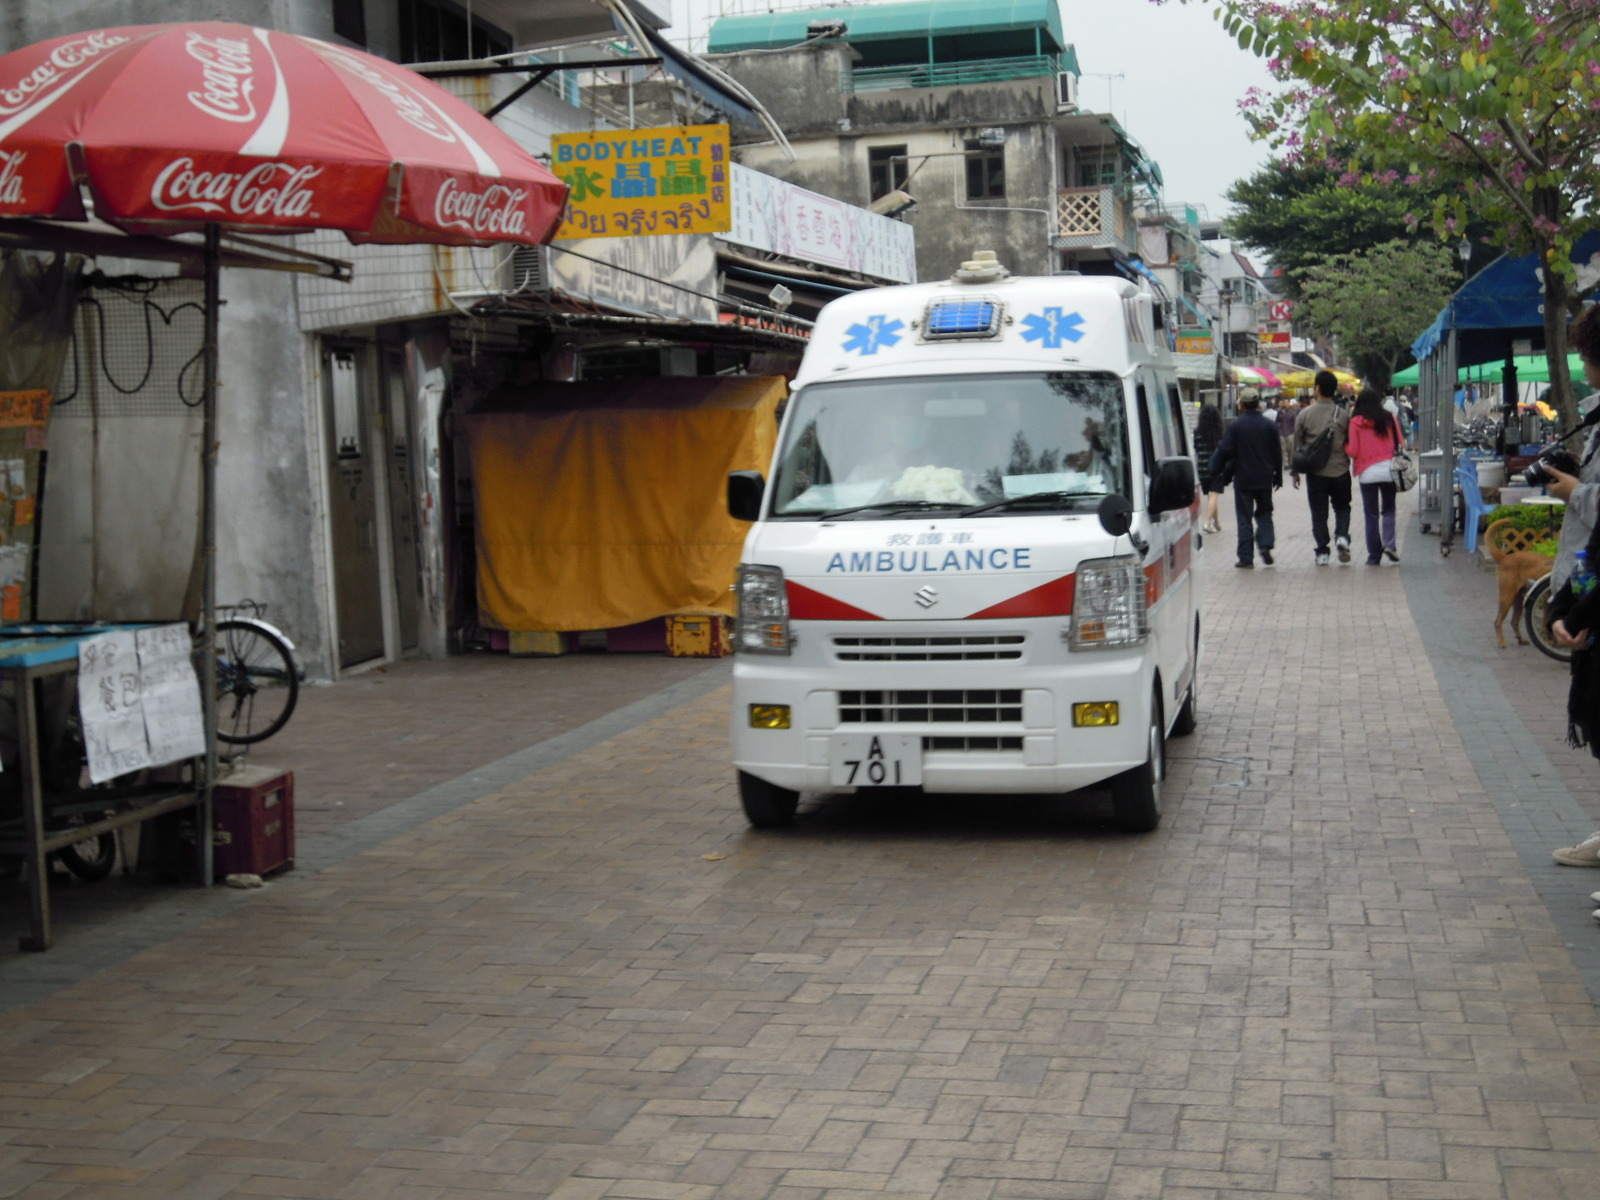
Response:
723,164,917,284
548,232,717,323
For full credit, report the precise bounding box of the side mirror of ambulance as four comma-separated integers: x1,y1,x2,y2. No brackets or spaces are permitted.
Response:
728,471,766,522
1096,494,1133,538
1148,457,1197,515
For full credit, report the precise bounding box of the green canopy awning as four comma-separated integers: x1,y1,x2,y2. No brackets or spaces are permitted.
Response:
709,0,1067,53
1391,352,1584,387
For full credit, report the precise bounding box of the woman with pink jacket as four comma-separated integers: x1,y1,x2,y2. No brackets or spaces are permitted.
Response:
1344,387,1405,564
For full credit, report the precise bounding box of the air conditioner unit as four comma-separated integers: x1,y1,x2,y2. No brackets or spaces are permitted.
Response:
507,244,548,293
1055,71,1078,112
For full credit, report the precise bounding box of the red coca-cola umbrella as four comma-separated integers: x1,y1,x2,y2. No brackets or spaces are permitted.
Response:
0,22,567,243
0,22,569,828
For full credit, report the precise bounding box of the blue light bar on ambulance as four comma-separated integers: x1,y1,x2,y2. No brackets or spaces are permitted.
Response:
922,298,1002,340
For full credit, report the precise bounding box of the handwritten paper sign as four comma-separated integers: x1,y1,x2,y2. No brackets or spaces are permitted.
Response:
137,624,205,766
78,630,151,783
77,624,205,784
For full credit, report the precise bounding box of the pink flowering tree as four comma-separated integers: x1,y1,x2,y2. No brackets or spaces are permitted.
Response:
1178,0,1600,428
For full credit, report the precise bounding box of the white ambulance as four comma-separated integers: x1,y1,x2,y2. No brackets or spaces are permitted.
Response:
726,253,1200,831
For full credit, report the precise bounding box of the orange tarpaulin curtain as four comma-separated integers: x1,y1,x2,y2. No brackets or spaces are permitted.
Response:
464,375,783,632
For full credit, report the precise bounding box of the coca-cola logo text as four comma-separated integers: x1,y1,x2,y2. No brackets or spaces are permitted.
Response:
318,46,455,143
434,178,528,237
0,32,129,118
0,151,24,206
184,33,257,124
150,158,321,220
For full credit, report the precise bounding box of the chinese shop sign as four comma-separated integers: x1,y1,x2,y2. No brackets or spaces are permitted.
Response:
550,124,730,240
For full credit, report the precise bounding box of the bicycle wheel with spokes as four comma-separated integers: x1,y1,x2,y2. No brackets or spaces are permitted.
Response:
212,620,299,744
1524,574,1573,664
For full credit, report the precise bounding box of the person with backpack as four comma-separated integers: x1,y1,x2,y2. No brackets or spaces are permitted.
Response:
1290,370,1353,565
1344,386,1405,564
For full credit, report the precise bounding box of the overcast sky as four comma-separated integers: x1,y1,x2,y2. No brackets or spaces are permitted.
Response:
657,0,1280,221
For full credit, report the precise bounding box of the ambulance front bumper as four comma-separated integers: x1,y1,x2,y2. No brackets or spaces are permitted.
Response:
730,619,1151,795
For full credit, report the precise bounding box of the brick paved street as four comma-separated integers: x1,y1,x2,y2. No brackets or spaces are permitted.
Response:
4,491,1600,1198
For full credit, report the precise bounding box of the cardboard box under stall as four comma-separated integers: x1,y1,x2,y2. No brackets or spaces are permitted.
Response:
463,377,783,646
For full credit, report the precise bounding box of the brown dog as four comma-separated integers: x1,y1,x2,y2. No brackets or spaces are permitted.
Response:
1485,518,1556,647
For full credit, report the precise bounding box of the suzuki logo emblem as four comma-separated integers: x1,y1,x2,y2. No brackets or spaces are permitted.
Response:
914,585,939,608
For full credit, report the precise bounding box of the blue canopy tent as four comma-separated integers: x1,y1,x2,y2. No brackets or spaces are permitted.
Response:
1408,231,1600,548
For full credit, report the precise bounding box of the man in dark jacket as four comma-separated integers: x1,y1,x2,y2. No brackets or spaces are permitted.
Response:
1209,389,1283,568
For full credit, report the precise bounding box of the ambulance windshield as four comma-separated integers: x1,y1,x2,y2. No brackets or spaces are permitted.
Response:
770,373,1131,518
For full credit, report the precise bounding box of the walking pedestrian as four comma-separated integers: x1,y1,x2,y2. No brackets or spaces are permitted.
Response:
1276,394,1299,470
1193,401,1227,534
1290,370,1353,565
1209,388,1282,568
1344,386,1403,565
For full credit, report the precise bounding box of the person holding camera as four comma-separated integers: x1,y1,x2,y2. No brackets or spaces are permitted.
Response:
1536,306,1600,871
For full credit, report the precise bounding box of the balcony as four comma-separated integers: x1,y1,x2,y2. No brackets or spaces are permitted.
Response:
1054,186,1135,254
849,54,1059,93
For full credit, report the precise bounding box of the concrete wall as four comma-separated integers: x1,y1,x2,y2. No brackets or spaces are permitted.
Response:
702,44,1059,281
738,123,1054,284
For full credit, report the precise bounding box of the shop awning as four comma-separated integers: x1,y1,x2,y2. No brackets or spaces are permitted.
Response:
1411,230,1600,367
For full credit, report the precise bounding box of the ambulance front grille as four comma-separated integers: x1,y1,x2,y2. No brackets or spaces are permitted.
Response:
832,634,1024,662
923,736,1024,752
838,689,1023,724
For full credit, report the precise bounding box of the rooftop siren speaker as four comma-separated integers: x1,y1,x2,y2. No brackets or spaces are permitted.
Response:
952,250,1009,284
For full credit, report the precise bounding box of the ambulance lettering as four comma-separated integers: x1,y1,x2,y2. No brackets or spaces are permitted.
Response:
825,548,1032,572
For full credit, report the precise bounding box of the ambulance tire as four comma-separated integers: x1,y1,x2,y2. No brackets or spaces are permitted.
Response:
1171,679,1197,737
738,770,799,828
1111,691,1164,833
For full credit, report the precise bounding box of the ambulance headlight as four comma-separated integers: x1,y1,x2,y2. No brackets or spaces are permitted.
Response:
735,564,792,654
1068,555,1148,650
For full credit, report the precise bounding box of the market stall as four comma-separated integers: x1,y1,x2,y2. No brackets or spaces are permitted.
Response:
1408,231,1600,548
0,20,567,947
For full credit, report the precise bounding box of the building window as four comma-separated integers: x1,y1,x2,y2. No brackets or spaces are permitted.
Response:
964,140,1005,200
332,0,367,45
1076,149,1118,188
398,0,512,63
868,145,908,201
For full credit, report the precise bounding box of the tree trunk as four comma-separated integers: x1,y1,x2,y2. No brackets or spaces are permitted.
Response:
1544,264,1579,433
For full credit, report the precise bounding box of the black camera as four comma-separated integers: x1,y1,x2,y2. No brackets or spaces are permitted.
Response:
1523,448,1582,487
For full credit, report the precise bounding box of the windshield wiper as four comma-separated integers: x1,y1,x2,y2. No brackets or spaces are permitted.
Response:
958,491,1102,517
805,500,968,521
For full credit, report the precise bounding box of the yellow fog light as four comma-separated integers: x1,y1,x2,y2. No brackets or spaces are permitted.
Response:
748,704,791,729
1072,701,1119,727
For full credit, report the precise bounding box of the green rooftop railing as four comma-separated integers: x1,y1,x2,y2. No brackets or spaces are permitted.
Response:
850,54,1060,93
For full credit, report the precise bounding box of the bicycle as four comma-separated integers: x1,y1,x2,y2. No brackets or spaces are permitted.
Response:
1522,573,1574,664
209,601,301,745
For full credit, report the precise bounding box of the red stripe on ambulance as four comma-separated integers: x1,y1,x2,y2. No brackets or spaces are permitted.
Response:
966,573,1075,619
